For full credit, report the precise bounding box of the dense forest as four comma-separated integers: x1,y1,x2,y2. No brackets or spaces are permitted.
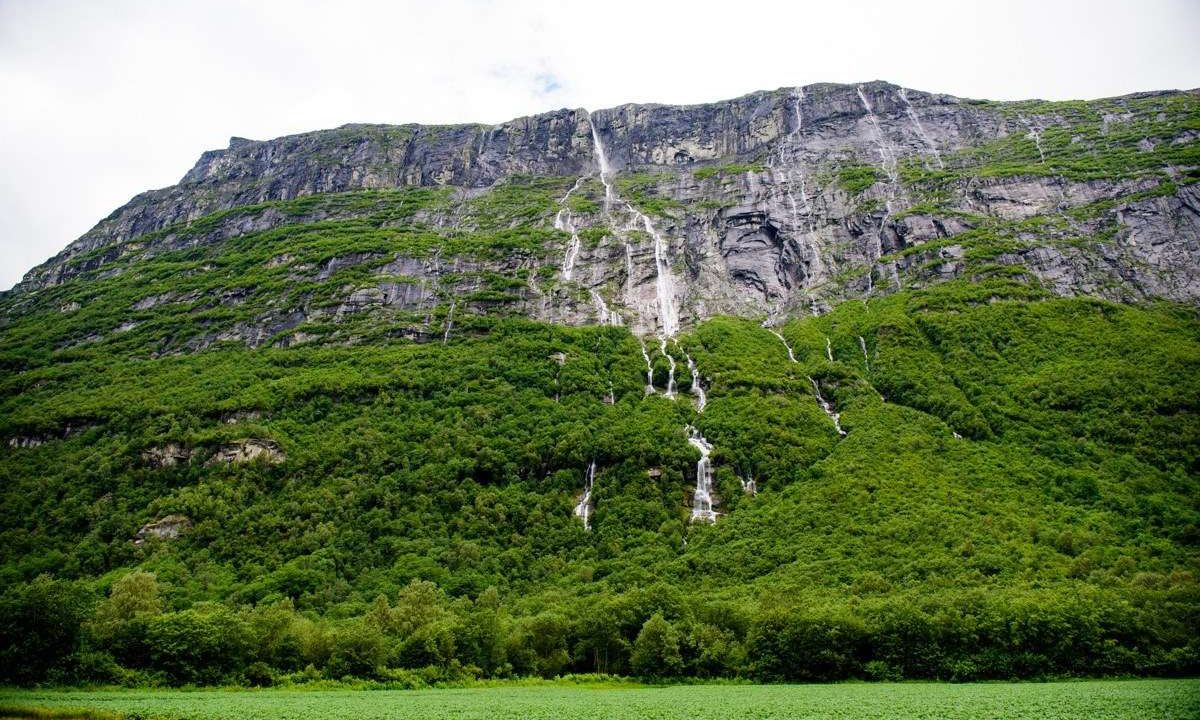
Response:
2,278,1197,686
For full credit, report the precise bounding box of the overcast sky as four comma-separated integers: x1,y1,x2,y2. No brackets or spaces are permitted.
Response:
2,0,1198,291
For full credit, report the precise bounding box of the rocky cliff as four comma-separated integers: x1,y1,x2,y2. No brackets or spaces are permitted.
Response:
6,81,1198,347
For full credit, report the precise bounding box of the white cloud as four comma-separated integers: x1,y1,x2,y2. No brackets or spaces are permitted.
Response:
1,0,1197,290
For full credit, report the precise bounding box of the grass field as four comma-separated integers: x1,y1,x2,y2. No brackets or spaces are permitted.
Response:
2,680,1199,720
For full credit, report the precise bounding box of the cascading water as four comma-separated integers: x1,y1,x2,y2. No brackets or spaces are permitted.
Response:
810,377,847,437
573,460,596,530
684,351,707,412
897,88,944,169
766,326,798,364
858,335,870,371
587,111,679,338
442,302,455,344
687,427,717,522
857,85,902,294
767,326,847,438
643,215,680,338
825,337,834,363
555,177,587,281
1019,115,1047,164
591,290,622,326
639,338,655,394
589,110,716,520
660,339,677,398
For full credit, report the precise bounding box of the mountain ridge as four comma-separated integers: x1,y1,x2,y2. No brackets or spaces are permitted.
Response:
11,80,1197,341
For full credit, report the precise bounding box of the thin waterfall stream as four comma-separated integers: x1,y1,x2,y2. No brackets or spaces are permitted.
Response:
768,325,848,438
573,460,597,530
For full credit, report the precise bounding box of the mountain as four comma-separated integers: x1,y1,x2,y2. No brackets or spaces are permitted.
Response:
1,82,1197,687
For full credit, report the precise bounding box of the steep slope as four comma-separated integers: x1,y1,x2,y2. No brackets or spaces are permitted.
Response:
0,82,1198,686
6,82,1198,344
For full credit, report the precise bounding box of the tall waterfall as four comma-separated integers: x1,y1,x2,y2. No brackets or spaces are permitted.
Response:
587,111,679,338
684,350,707,412
573,460,596,530
555,177,587,281
825,336,834,363
442,302,455,344
857,85,902,292
858,335,871,371
687,427,717,522
897,88,944,169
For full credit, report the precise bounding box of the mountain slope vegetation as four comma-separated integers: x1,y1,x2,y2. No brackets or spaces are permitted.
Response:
1,83,1198,686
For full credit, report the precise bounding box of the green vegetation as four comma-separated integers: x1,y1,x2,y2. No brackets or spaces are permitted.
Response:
838,164,880,194
2,680,1198,720
1,278,1196,686
1,89,1198,692
693,162,765,181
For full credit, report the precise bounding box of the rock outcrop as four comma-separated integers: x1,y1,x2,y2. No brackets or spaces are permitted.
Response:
133,514,191,545
6,81,1197,343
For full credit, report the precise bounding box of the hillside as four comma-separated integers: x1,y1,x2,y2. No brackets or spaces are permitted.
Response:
1,81,1198,686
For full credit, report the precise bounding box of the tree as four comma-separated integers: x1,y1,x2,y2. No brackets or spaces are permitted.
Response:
88,570,163,669
0,576,93,684
631,613,682,679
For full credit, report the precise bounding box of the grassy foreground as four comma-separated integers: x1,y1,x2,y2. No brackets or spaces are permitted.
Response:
2,680,1199,720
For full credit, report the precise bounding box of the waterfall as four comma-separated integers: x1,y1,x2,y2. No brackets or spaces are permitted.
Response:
766,326,798,364
776,87,812,232
739,475,757,495
858,335,870,371
897,88,944,169
1019,115,1047,164
588,111,679,338
442,302,455,344
642,214,680,338
684,351,707,411
687,426,717,522
573,460,596,530
856,86,899,184
809,376,847,436
857,85,901,294
660,339,677,398
638,338,655,394
766,325,847,439
589,114,615,206
825,337,834,363
555,177,587,281
591,290,621,326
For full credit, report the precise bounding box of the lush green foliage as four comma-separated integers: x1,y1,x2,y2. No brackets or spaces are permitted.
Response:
2,680,1199,720
1,89,1198,689
1,277,1196,686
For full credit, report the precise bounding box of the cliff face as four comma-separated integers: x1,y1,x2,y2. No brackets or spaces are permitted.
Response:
8,81,1199,346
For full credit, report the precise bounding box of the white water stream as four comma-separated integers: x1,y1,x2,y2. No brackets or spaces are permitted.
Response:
639,338,655,394
660,339,677,398
687,427,717,522
858,335,870,371
588,111,679,338
767,325,847,438
555,177,587,281
442,302,455,344
573,460,597,530
897,88,944,169
857,86,903,295
587,111,718,521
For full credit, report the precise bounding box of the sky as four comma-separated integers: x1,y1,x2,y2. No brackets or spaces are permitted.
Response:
2,0,1198,291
